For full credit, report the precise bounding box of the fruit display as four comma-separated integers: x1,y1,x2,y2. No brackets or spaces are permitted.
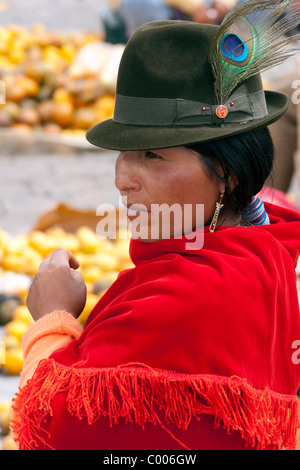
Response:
0,24,124,139
1,434,17,451
0,396,18,449
0,401,12,436
0,399,17,450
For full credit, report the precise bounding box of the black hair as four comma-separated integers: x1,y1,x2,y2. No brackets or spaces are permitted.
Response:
186,127,274,215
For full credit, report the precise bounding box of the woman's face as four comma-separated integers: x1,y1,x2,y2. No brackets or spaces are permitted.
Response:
115,146,222,242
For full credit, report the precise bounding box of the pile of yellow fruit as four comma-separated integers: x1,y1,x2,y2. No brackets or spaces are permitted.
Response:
0,24,119,138
0,225,133,377
0,401,17,450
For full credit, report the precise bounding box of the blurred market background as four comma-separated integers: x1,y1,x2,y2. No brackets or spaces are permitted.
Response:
0,0,299,450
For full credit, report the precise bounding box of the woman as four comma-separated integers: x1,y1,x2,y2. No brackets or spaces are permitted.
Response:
11,0,300,450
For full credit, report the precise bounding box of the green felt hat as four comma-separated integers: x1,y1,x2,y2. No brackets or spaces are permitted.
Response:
86,13,291,151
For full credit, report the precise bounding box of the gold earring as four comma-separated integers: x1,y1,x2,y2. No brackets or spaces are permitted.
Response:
209,192,225,233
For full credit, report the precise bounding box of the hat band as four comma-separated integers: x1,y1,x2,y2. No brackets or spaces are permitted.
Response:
113,87,268,126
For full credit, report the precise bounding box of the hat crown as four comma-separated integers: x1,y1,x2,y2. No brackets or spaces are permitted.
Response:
116,20,262,105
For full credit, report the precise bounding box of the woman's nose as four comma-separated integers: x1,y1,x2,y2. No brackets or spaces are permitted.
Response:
115,152,141,193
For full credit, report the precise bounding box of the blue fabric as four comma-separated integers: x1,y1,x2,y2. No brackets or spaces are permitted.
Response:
242,195,270,226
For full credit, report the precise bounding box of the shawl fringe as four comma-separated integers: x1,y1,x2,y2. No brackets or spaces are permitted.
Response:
11,358,299,450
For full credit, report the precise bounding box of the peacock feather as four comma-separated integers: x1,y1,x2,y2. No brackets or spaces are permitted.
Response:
208,0,300,105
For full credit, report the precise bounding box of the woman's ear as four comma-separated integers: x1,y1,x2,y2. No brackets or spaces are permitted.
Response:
227,173,239,193
217,171,239,196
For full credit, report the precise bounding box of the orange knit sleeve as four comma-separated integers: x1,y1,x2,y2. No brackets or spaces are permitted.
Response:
19,311,83,388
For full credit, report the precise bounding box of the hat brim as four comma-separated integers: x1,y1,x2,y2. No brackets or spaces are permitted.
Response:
86,91,289,151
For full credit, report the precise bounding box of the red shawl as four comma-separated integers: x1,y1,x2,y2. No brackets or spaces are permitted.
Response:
12,203,300,450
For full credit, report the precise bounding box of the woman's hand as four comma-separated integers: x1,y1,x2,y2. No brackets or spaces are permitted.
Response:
27,248,87,322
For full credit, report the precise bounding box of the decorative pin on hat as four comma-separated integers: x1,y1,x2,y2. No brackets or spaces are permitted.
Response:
216,105,228,119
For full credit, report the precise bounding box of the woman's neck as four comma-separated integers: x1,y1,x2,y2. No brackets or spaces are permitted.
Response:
220,210,243,228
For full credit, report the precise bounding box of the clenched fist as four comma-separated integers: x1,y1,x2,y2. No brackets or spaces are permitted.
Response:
27,248,87,321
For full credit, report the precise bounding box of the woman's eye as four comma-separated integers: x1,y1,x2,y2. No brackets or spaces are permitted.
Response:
145,151,162,159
